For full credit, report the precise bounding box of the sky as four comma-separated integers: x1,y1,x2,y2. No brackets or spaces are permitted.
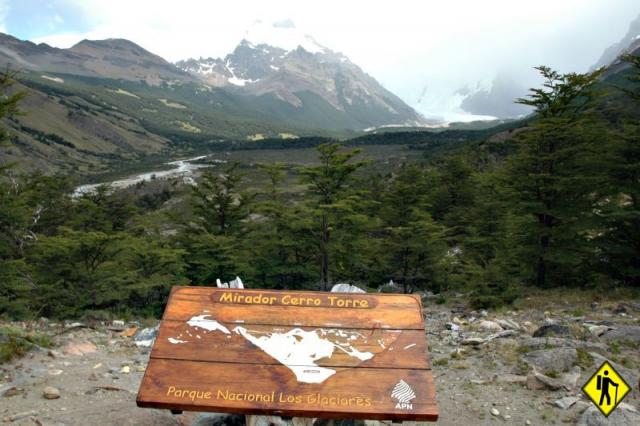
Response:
2,0,639,121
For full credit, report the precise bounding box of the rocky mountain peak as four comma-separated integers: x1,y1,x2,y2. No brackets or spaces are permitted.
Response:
175,21,426,128
242,19,328,54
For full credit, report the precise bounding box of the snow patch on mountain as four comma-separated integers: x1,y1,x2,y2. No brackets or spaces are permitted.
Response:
228,75,259,86
174,21,427,128
244,19,327,54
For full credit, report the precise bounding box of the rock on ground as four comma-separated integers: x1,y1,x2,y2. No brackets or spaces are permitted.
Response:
577,405,640,426
42,386,60,399
522,347,577,374
532,324,572,338
600,325,640,343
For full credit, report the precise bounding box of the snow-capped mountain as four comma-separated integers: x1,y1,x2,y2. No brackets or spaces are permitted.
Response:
0,22,425,131
175,20,426,128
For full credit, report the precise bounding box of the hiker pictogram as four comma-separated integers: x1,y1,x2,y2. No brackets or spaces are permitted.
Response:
582,361,631,417
597,370,618,406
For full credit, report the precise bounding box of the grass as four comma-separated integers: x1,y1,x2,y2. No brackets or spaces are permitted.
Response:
0,326,53,363
575,348,594,369
546,369,559,378
433,357,449,366
516,286,640,313
620,339,640,350
452,361,471,369
609,341,621,355
540,408,557,424
496,340,527,365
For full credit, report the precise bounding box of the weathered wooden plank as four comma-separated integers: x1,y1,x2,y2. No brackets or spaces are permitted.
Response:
151,320,431,370
138,286,437,421
137,359,438,421
162,287,424,330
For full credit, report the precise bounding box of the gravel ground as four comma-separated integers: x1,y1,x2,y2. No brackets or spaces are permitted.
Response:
1,297,639,425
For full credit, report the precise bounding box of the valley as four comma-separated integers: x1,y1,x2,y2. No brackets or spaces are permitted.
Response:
1,6,640,426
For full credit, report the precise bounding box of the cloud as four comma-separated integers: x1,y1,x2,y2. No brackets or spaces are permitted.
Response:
0,0,9,33
273,19,295,29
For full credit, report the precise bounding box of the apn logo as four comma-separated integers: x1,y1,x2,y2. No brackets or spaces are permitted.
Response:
391,379,416,410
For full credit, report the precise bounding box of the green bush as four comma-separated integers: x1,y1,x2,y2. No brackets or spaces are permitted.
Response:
0,326,53,362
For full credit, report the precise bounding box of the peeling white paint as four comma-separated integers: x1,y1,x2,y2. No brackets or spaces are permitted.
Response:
187,314,231,334
233,326,338,383
403,343,416,350
168,337,187,344
182,313,386,384
334,343,374,361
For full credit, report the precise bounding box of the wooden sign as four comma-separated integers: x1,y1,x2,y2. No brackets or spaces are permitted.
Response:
136,287,438,421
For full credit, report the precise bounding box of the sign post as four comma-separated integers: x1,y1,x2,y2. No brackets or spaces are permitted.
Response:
137,286,438,422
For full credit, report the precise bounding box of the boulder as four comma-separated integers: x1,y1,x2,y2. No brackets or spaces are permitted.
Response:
495,319,521,331
577,405,640,426
485,330,519,341
461,337,485,346
1,386,24,397
445,323,460,331
192,413,245,426
613,303,629,314
62,341,97,356
245,415,295,426
331,283,366,293
584,325,609,337
600,325,640,343
559,366,582,390
526,371,563,391
518,336,608,354
479,320,503,332
532,324,572,338
134,326,159,348
109,320,126,331
522,347,577,374
452,317,465,326
8,411,38,422
588,352,636,382
554,396,580,409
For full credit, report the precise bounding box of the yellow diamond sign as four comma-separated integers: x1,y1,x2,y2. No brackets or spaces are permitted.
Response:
582,361,631,417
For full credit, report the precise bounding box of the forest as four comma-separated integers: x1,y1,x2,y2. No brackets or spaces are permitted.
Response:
1,57,639,319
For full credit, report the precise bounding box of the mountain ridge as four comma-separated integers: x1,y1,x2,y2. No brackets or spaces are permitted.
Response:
0,28,425,131
174,28,426,128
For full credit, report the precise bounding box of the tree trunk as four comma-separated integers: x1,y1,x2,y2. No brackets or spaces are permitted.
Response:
320,213,330,291
537,234,549,287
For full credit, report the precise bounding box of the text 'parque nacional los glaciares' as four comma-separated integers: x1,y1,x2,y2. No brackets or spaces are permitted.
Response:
166,386,373,407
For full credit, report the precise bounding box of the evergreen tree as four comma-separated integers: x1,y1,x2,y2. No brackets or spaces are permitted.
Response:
244,170,316,288
0,72,30,317
501,66,604,287
377,164,447,293
191,163,249,236
596,55,640,285
299,143,366,290
183,163,250,284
